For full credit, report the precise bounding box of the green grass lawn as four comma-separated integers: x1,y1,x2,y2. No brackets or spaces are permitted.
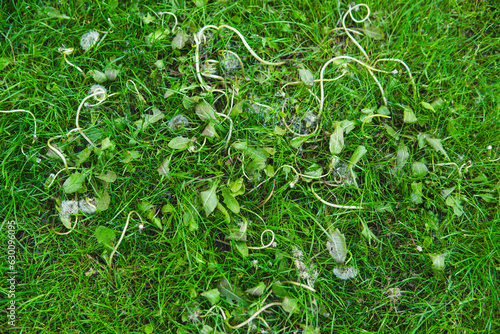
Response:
1,0,499,333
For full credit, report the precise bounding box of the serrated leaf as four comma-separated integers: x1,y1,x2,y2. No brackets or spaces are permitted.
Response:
396,145,409,169
245,282,266,296
412,161,428,178
329,121,344,154
411,182,424,204
221,188,240,214
201,288,220,306
168,136,191,150
95,226,115,249
200,183,218,217
63,172,85,194
96,170,117,183
326,228,347,264
403,108,418,124
429,253,446,271
298,68,314,87
360,26,384,40
282,297,300,314
425,137,448,158
217,278,249,306
172,30,190,50
195,100,217,121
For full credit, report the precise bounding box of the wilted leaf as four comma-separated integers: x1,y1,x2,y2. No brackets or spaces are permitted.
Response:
201,288,220,306
298,68,314,87
396,145,409,169
412,161,428,178
200,183,218,217
429,253,446,271
217,278,249,306
96,170,117,183
95,226,115,249
282,297,299,314
96,190,111,211
411,182,424,204
403,108,418,124
329,121,344,155
63,172,85,194
360,26,384,40
245,282,266,296
157,156,171,176
89,70,107,83
425,137,448,159
172,30,190,49
168,136,191,150
326,228,347,264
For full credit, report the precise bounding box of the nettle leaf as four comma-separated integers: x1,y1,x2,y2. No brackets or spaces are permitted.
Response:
326,228,347,264
411,182,424,204
429,253,446,271
95,226,116,249
63,172,86,194
329,121,344,155
403,108,418,124
396,145,410,169
195,100,217,121
298,68,314,87
282,297,300,314
425,137,449,159
168,136,191,150
221,188,240,214
217,278,249,306
200,183,219,217
245,282,266,296
96,170,117,183
171,30,190,49
412,161,428,178
201,288,220,306
360,26,385,40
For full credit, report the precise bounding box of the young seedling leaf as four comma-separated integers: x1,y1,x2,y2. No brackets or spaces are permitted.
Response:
403,108,418,124
425,137,448,158
200,183,218,217
329,121,344,155
168,136,191,150
95,226,116,249
63,172,86,194
201,288,220,306
326,228,347,264
245,282,266,296
221,188,240,214
348,145,367,169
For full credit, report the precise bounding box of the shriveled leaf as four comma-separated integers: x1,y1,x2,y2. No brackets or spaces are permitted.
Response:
63,172,85,194
221,188,240,214
425,137,448,158
195,100,217,121
412,161,428,178
429,253,446,271
403,108,418,124
168,136,191,150
95,226,115,248
298,68,314,87
217,278,249,306
172,30,190,49
245,282,266,296
96,170,117,183
282,297,300,314
326,228,347,264
329,121,344,155
201,288,220,306
360,26,384,40
89,70,107,83
200,183,218,217
201,122,217,137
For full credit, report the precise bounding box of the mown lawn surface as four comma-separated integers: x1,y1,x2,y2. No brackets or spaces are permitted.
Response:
1,0,499,333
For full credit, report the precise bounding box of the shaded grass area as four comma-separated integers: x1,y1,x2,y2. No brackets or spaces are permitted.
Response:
1,0,499,333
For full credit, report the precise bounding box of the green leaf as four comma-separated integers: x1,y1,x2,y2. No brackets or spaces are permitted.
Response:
340,120,356,134
183,209,198,231
445,195,463,217
348,145,367,170
195,100,217,121
95,226,116,249
217,278,249,306
411,182,424,204
360,220,381,245
172,30,190,50
96,170,117,183
89,70,107,83
229,100,244,116
326,228,347,264
396,145,409,169
200,183,218,217
303,164,323,183
431,98,445,109
193,0,208,7
39,6,70,19
121,150,141,163
63,172,85,194
274,125,286,136
168,136,191,150
144,324,154,334
201,122,218,138
425,137,448,159
0,57,12,71
221,188,240,214
329,121,344,155
146,29,169,44
403,108,418,124
412,161,428,178
282,297,300,314
245,282,266,296
421,101,435,112
429,253,446,271
272,281,289,298
101,137,115,151
96,190,111,211
75,147,92,167
201,288,220,306
298,68,314,87
360,26,384,40
229,178,244,194
152,217,162,230
157,157,171,176
234,241,249,258
290,136,307,149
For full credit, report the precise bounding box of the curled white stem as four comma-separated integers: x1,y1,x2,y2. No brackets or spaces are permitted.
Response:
75,89,108,148
248,229,275,250
157,11,178,33
0,109,38,143
343,3,371,61
109,211,144,267
311,182,364,209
